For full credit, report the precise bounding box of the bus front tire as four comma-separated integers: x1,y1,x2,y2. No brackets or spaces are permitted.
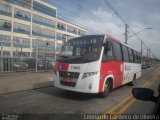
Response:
129,75,136,86
99,81,110,98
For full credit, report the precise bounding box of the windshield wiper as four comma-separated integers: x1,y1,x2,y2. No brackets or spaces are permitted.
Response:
59,55,69,58
72,56,91,62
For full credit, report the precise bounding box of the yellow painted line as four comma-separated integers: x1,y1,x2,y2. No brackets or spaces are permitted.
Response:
105,70,151,115
106,95,132,114
118,99,135,114
116,69,160,115
98,67,160,120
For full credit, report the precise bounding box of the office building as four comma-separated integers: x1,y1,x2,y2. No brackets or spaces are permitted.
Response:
0,0,86,58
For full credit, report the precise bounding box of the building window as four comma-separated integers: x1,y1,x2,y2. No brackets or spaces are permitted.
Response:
57,32,66,41
6,0,32,9
0,3,12,16
67,35,75,41
0,19,11,31
67,25,77,34
33,1,56,17
14,22,30,35
14,8,31,21
13,37,30,48
0,35,11,46
32,39,55,49
32,24,55,39
57,22,66,31
2,51,10,56
56,43,62,51
78,29,85,35
33,14,55,28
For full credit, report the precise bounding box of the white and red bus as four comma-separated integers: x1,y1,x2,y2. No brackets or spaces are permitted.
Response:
53,35,141,97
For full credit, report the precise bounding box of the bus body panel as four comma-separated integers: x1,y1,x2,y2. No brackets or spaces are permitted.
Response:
99,61,124,92
54,61,101,93
53,35,142,94
123,62,141,84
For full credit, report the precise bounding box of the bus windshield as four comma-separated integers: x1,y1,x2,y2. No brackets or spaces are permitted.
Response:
57,36,104,63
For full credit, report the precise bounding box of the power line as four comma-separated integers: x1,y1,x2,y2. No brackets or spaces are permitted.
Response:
103,0,126,25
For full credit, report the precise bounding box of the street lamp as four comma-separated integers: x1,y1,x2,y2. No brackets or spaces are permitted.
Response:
128,27,152,38
127,27,152,63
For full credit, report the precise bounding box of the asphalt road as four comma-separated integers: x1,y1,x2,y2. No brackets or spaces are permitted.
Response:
0,66,159,119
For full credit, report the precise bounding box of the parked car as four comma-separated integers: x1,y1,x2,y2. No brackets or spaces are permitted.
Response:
141,64,147,69
13,62,28,71
37,59,55,70
146,64,150,68
37,59,48,70
132,83,160,115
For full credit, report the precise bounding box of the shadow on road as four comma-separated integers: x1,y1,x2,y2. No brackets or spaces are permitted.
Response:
35,86,100,101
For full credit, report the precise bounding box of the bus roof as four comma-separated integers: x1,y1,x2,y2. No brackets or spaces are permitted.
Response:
71,35,140,53
106,35,140,53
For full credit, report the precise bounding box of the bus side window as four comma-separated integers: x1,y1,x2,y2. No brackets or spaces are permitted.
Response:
102,41,114,61
112,41,122,61
133,51,138,63
129,48,134,63
137,52,141,63
122,45,129,62
138,53,141,63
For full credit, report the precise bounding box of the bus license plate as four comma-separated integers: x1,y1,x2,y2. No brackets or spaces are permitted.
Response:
60,77,72,82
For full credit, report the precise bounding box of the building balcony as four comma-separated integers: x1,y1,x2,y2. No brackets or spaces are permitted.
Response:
14,29,30,35
32,32,55,39
13,44,30,48
0,25,11,31
33,1,56,18
32,20,55,28
67,29,77,34
14,14,31,22
0,10,12,17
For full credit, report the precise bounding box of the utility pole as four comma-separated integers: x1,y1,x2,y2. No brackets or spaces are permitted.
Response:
36,45,38,72
140,40,143,63
149,49,151,58
125,24,128,44
1,42,3,72
147,49,149,58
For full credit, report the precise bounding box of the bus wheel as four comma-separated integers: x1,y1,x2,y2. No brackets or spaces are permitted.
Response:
99,81,110,98
129,75,136,86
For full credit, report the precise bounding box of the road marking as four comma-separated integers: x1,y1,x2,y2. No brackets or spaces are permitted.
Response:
48,77,53,81
105,69,152,114
115,68,160,115
97,67,160,120
117,99,135,114
106,95,132,114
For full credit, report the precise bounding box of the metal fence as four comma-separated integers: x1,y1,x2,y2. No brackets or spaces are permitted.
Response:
0,56,54,74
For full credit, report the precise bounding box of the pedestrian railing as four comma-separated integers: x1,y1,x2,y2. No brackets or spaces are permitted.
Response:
0,56,54,74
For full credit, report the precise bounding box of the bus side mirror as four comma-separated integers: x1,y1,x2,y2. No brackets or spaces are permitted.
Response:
132,88,157,102
104,42,111,51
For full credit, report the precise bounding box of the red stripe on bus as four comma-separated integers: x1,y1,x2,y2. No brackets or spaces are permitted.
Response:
57,63,69,71
99,61,124,92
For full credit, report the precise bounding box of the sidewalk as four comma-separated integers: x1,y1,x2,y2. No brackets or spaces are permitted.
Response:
0,72,53,95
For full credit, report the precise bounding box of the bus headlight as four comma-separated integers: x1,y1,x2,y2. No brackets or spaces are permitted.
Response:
82,72,98,79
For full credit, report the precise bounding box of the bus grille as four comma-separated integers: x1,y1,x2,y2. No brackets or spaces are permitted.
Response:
59,71,79,79
59,71,80,87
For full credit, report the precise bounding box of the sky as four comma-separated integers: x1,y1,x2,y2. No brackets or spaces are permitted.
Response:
49,0,160,58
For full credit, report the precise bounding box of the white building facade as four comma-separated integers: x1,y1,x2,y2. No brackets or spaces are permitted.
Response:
0,0,86,58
